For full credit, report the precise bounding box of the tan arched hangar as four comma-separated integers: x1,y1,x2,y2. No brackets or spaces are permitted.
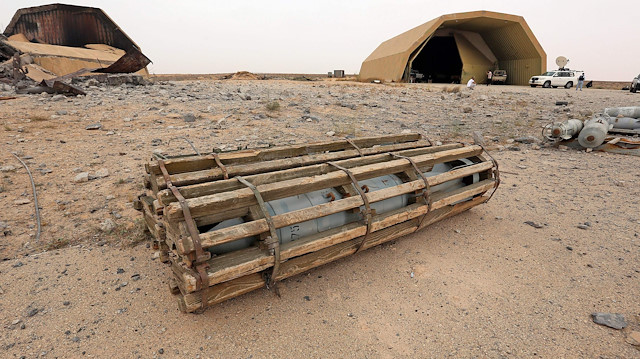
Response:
359,11,546,85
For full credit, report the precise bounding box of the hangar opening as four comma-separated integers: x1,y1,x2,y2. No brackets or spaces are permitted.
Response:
359,11,547,86
410,36,462,83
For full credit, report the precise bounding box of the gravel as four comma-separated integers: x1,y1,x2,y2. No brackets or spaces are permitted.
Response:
1,80,638,358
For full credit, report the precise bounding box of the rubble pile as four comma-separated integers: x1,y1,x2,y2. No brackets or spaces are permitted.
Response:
0,4,151,95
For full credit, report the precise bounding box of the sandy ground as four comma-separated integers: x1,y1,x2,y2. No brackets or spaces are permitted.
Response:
0,80,639,358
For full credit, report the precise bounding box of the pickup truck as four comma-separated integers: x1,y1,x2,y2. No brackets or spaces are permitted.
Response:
491,70,507,84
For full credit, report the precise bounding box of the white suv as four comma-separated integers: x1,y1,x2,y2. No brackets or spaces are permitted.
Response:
529,69,584,89
630,74,639,93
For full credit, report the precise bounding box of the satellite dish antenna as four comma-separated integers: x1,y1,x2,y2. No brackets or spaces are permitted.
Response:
556,56,569,69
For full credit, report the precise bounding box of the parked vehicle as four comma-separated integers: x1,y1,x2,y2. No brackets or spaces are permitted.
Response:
529,69,584,89
410,69,425,83
630,74,640,93
491,70,507,84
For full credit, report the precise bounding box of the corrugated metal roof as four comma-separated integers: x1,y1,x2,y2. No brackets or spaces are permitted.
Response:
482,23,540,60
3,4,139,51
359,10,546,85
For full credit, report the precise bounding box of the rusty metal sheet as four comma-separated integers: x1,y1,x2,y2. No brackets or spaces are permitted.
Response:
0,36,16,61
3,4,151,75
93,48,151,74
51,80,86,96
593,139,640,156
561,137,640,157
4,4,139,51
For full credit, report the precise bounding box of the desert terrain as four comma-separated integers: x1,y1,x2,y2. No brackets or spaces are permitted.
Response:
0,78,639,358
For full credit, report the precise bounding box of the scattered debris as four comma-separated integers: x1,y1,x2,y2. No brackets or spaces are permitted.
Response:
591,312,627,330
514,136,538,144
524,221,544,229
73,172,89,183
15,79,86,96
100,219,117,234
95,168,110,178
183,113,196,123
24,306,39,317
85,123,103,130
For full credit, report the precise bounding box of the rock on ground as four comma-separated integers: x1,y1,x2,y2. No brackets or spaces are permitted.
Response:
591,313,627,329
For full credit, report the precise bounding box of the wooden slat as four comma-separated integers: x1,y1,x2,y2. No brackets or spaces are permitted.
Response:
164,145,483,221
147,133,422,175
194,207,250,227
153,140,433,190
156,143,463,205
177,195,487,312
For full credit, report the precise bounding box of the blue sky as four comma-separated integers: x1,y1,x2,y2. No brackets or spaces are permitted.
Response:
1,0,638,80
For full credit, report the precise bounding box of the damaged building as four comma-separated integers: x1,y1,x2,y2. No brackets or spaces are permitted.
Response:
359,11,546,85
0,3,151,84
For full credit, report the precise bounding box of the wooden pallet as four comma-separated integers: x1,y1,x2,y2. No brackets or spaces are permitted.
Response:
135,134,500,312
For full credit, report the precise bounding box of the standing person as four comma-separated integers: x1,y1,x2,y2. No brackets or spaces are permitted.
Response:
576,73,585,91
467,77,476,90
487,70,493,86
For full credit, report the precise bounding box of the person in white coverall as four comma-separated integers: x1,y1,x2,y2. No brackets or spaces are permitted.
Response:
467,77,476,89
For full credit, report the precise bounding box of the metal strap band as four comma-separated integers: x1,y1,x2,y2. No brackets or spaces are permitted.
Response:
158,160,210,308
478,145,501,202
422,135,433,147
194,264,210,310
327,161,372,253
168,137,201,156
390,153,432,231
345,137,364,157
235,176,281,290
212,153,229,180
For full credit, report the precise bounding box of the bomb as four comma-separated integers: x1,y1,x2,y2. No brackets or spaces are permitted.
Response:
578,117,611,148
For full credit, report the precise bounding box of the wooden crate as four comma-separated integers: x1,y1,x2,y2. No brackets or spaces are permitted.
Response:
137,134,500,312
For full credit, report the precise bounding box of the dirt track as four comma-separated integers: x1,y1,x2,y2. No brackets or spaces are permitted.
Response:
1,80,639,358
